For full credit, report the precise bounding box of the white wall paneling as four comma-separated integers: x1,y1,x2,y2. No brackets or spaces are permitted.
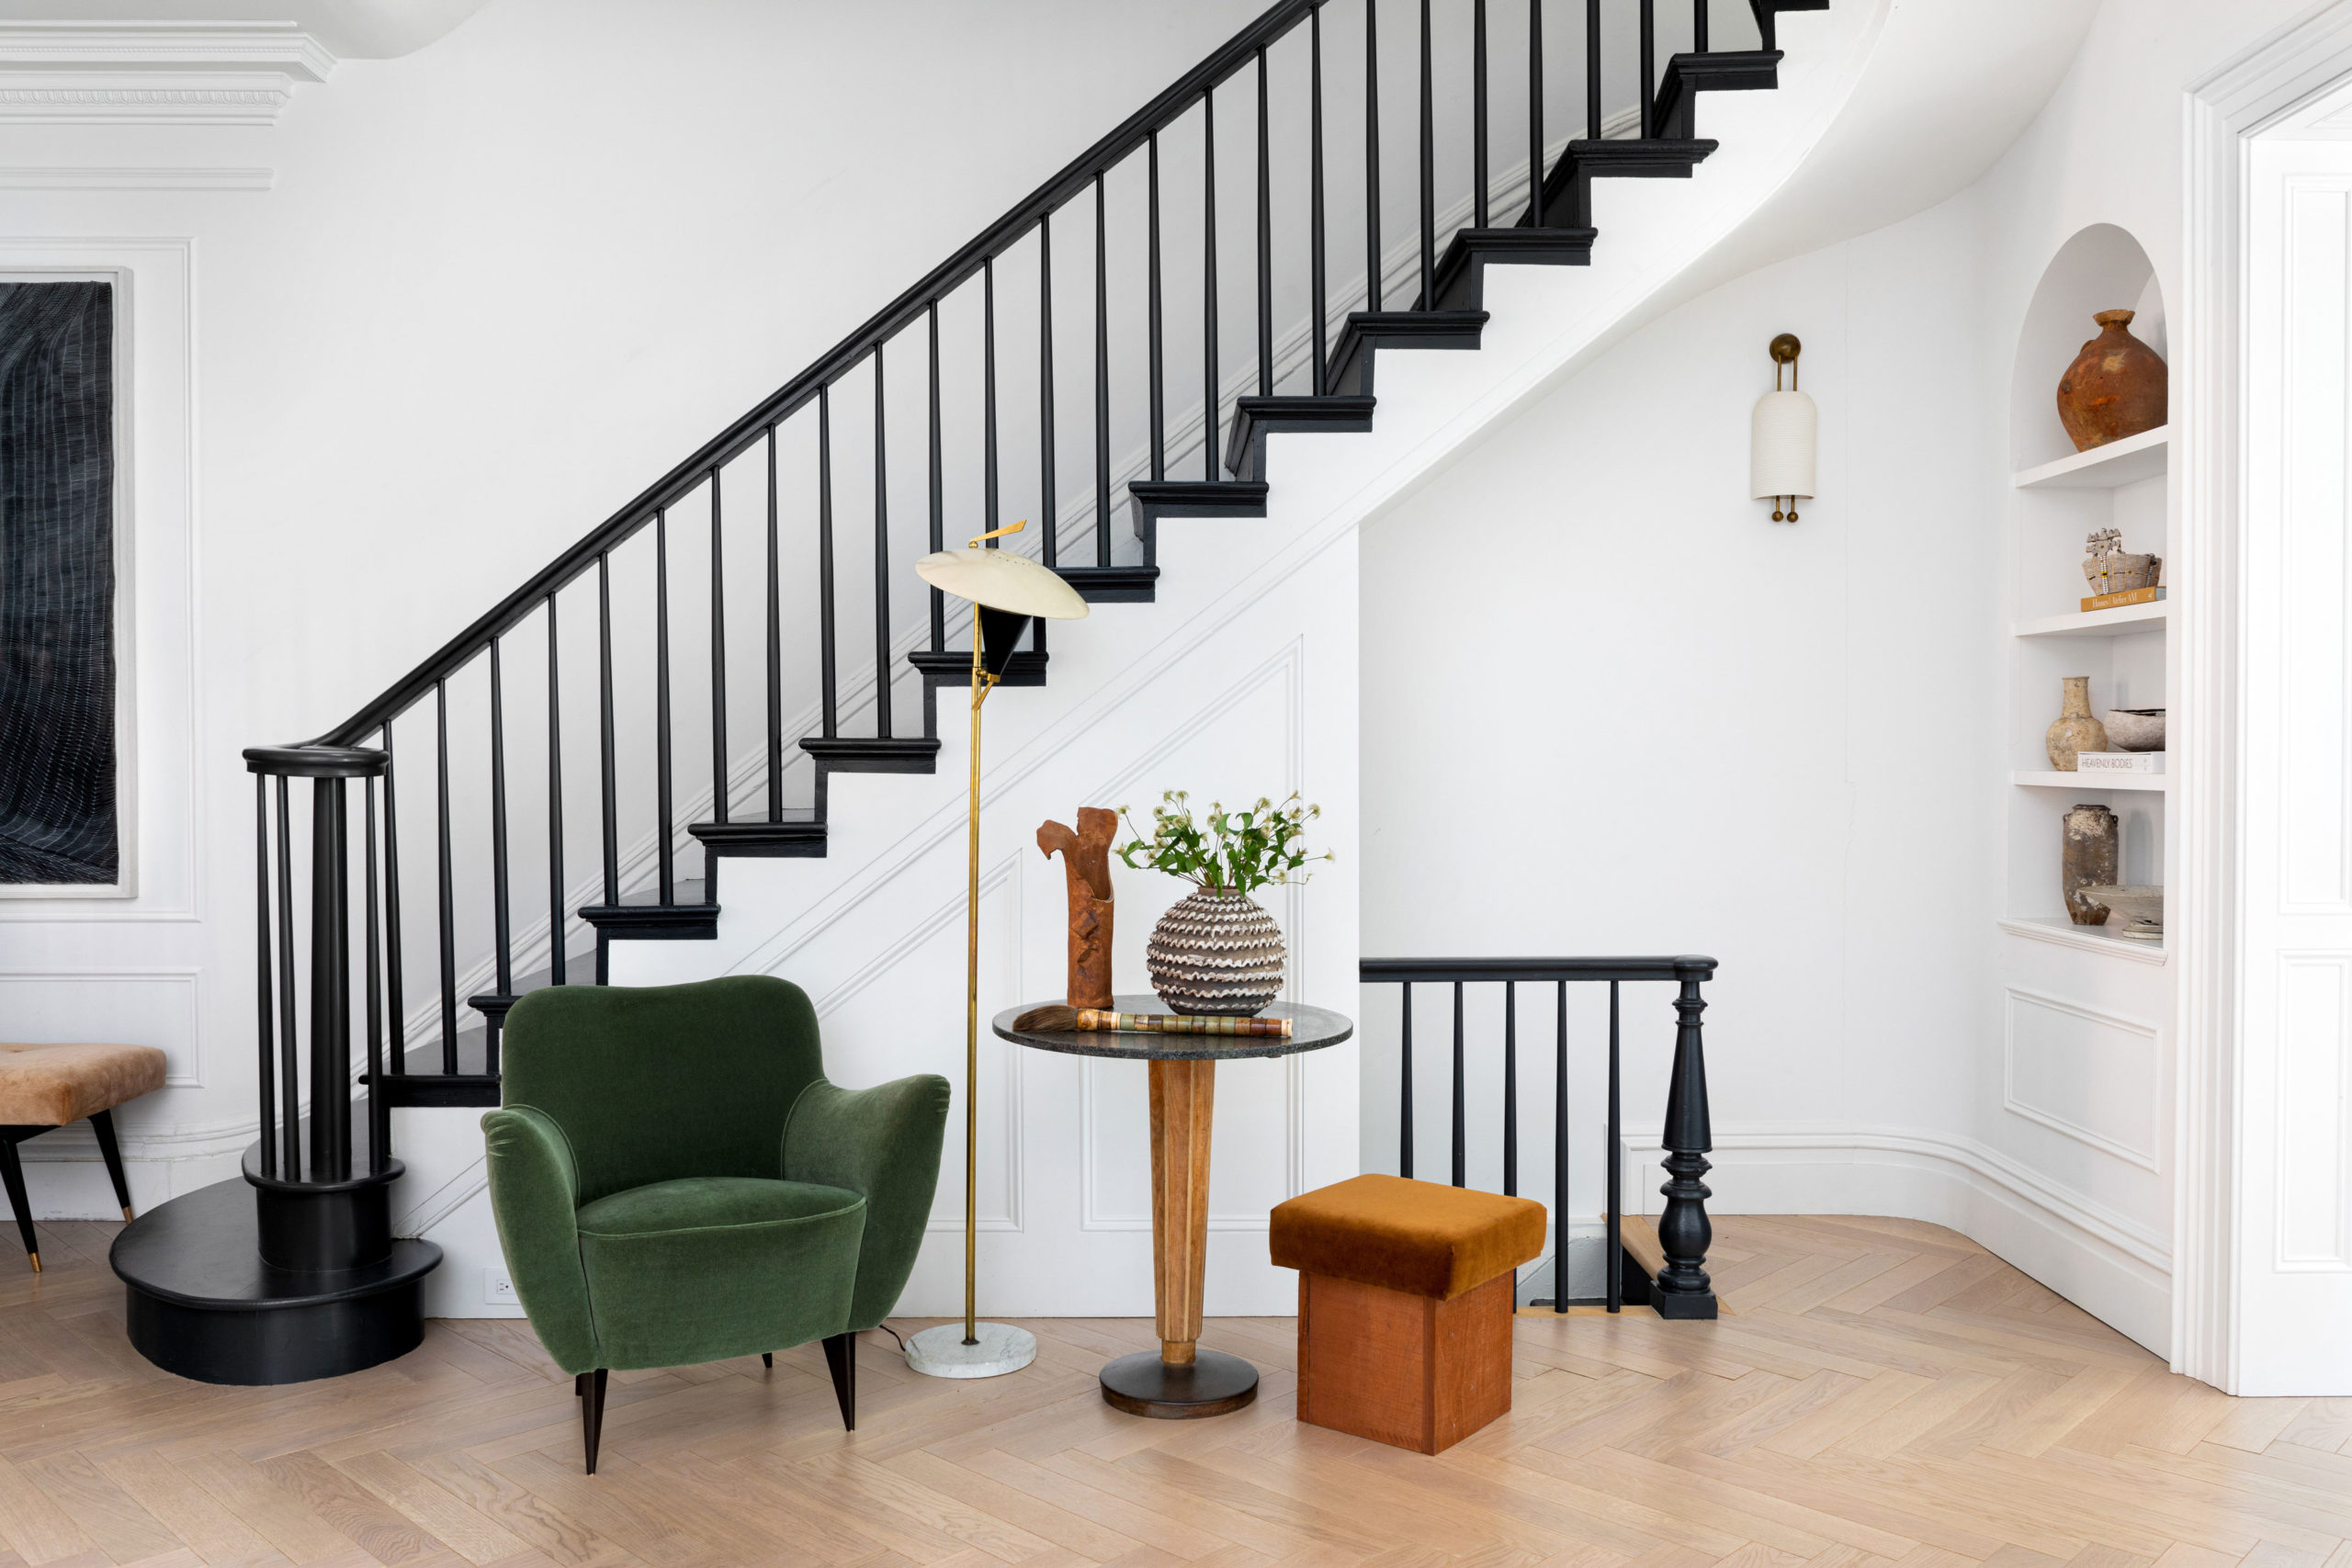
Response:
0,971,200,1088
2003,987,2162,1171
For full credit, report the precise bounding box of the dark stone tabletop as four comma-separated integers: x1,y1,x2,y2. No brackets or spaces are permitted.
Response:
991,995,1354,1061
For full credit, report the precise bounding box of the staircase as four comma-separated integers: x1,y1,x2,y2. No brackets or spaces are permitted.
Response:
113,0,1836,1381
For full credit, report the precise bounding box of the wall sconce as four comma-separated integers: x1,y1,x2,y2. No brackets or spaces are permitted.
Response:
1751,333,1815,522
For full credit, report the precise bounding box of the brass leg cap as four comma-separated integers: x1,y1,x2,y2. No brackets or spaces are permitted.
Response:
121,1207,134,1222
26,1253,39,1274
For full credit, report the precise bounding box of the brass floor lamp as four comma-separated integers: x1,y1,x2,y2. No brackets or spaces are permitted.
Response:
904,522,1088,1378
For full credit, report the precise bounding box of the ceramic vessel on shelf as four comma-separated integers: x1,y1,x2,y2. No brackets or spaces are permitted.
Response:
2056,310,2167,452
2063,805,2121,926
2083,528,2161,596
2083,884,2163,942
1146,889,1284,1015
2046,677,2109,771
2103,707,2165,751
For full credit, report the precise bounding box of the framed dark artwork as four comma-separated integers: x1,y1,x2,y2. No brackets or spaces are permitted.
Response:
0,280,119,888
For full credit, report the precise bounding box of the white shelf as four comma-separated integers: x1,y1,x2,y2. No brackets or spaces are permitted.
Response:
2014,600,2167,639
2013,425,2169,491
2013,769,2167,792
1998,916,2167,964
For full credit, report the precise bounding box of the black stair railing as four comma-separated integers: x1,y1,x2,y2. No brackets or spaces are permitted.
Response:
1358,954,1718,1318
243,0,1812,1137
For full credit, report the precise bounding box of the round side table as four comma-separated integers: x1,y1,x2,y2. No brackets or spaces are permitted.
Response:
993,996,1353,1417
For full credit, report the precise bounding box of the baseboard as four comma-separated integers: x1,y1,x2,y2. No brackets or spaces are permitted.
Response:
1623,1122,2173,1356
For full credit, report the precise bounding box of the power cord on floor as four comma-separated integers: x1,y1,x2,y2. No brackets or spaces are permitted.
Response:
874,1322,907,1352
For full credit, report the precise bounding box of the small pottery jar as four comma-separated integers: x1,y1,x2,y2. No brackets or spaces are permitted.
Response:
2056,310,2167,453
2046,677,2109,771
2063,804,2121,926
1146,888,1285,1015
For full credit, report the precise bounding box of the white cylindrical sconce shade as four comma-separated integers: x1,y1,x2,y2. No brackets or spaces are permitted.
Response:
1751,388,1816,519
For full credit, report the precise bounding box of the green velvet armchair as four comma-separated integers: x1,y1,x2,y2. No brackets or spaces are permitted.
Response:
483,975,949,1472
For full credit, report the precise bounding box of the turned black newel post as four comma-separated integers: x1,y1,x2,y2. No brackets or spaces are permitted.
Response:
1652,956,1717,1319
306,765,354,1182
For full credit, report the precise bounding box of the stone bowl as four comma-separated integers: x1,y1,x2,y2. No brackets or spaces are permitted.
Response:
2083,884,2164,940
2103,707,2165,751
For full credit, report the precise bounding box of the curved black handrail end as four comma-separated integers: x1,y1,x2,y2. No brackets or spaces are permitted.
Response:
245,745,388,779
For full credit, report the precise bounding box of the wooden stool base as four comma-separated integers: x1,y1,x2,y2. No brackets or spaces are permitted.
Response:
1296,1269,1514,1454
1099,1348,1259,1418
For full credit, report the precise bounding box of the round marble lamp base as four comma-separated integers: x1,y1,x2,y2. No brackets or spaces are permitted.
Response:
1099,1349,1259,1418
903,1323,1037,1380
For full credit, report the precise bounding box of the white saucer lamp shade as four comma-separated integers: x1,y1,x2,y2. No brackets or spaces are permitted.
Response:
1751,388,1816,523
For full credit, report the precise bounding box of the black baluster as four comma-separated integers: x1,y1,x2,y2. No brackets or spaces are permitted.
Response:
1418,0,1434,308
1257,46,1272,397
274,774,300,1176
1202,85,1218,481
1310,3,1328,393
1503,980,1517,1197
927,306,945,648
1038,220,1057,570
655,509,675,904
489,638,511,1010
1398,979,1413,1179
1606,977,1621,1312
1655,963,1717,1317
1474,0,1489,227
1365,0,1383,309
308,773,351,1180
597,552,618,909
1094,172,1111,566
710,467,729,825
818,389,838,737
1639,0,1655,138
1554,978,1567,1313
1530,0,1548,225
383,725,405,1076
874,346,894,735
546,593,565,987
1148,131,1166,480
435,680,456,1076
1693,0,1707,53
254,777,277,1177
765,429,784,818
984,258,1000,536
364,774,385,1172
1586,0,1600,141
1451,978,1465,1187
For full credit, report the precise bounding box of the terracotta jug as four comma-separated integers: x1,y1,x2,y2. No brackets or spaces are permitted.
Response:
2056,310,2167,452
2045,676,2109,771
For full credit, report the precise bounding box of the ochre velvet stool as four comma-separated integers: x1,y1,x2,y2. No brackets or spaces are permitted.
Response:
1271,1173,1545,1453
0,1043,166,1271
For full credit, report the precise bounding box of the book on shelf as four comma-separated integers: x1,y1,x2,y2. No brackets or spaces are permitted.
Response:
2081,585,2166,613
2077,750,2164,773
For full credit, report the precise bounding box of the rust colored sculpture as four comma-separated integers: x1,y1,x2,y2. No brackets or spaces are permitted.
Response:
1038,808,1117,1009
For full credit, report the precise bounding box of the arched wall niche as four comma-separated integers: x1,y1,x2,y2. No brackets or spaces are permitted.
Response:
2011,223,2167,469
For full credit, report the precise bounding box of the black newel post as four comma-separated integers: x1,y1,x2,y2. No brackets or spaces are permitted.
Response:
1653,957,1716,1319
308,775,352,1183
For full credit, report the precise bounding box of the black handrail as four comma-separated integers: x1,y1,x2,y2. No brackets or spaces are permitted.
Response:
1360,953,1717,1318
309,0,1322,748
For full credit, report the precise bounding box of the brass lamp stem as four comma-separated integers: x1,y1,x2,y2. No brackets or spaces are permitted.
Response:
963,612,998,1347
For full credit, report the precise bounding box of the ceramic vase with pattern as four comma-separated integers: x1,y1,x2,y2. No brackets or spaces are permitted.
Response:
1146,889,1285,1015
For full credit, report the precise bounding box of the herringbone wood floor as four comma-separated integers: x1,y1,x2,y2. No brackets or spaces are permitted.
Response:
0,1214,2346,1568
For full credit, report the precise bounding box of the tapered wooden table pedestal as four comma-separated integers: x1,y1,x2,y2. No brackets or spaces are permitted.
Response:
994,997,1353,1418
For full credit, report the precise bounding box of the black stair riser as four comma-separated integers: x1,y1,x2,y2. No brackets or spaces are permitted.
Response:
1425,230,1597,313
1653,51,1782,140
1223,397,1376,482
124,1269,433,1385
1329,310,1489,395
1539,140,1719,231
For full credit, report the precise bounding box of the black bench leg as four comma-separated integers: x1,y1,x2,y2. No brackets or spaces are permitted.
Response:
0,1134,37,1272
821,1331,856,1430
576,1370,607,1473
90,1111,132,1221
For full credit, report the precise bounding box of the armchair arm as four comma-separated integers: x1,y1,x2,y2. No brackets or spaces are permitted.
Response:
782,1074,951,1330
481,1104,598,1372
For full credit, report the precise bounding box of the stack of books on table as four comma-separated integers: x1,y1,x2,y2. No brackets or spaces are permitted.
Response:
2076,751,2164,773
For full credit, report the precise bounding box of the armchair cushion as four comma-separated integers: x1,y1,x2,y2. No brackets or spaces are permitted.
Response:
575,1176,866,1370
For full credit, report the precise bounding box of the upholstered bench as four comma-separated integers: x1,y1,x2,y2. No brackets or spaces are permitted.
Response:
0,1043,166,1271
1270,1173,1546,1453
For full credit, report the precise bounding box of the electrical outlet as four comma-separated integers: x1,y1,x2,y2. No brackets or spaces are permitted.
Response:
484,1269,517,1306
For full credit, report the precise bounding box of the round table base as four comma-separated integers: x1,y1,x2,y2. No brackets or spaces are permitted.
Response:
903,1322,1037,1380
1099,1349,1259,1418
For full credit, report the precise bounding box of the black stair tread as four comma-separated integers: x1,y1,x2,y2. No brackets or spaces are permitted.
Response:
1055,565,1159,603
1128,479,1272,515
1422,228,1597,310
908,648,1048,686
689,817,829,860
1561,136,1721,164
798,736,941,759
1328,310,1490,394
1224,396,1377,480
1652,52,1781,138
111,1179,441,1311
240,1120,399,1191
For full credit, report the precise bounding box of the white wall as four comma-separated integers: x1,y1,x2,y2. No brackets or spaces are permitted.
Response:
1363,0,2322,1359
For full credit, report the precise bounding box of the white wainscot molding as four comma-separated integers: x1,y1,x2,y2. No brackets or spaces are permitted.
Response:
2003,987,2163,1171
0,22,333,125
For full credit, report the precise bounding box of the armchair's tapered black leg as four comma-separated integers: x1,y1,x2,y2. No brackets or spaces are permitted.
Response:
578,1369,607,1473
90,1111,133,1221
821,1332,856,1430
761,1352,773,1369
0,1134,38,1272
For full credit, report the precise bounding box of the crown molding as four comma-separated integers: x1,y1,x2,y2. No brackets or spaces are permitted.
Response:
0,21,334,124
